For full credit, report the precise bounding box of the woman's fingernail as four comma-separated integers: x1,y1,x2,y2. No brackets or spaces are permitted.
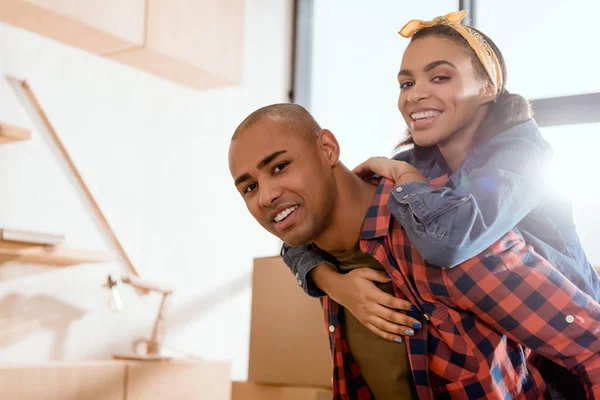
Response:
394,337,402,343
404,329,414,336
412,322,421,329
410,305,418,311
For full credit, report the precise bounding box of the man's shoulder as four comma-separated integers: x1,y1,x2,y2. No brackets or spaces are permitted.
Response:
391,147,415,162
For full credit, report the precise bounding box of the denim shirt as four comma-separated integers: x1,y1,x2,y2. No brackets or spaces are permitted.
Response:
282,119,600,302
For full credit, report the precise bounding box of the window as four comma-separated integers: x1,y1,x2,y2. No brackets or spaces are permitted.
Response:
542,122,600,263
476,1,600,99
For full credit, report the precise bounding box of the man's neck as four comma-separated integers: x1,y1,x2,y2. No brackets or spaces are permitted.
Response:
312,165,377,255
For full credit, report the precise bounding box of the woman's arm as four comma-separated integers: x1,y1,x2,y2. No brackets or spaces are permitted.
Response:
281,242,421,341
356,121,553,268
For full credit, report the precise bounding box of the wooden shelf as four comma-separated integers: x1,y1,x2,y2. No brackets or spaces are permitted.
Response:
0,0,243,90
0,122,30,144
0,239,116,266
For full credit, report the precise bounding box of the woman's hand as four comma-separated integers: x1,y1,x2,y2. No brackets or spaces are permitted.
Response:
311,264,421,342
353,157,426,185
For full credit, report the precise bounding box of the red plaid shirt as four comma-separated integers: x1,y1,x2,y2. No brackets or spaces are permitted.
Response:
322,179,600,399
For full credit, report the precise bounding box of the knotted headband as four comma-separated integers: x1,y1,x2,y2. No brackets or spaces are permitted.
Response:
399,10,503,94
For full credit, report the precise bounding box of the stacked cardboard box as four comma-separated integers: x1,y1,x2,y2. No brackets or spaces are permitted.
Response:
0,360,231,400
232,381,331,400
232,256,333,399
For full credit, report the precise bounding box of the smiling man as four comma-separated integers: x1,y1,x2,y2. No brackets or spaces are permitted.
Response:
228,103,600,399
230,106,342,247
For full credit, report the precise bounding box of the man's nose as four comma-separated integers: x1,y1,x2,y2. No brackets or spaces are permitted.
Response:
258,181,283,208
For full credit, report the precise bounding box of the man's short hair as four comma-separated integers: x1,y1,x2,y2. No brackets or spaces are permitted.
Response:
232,103,321,141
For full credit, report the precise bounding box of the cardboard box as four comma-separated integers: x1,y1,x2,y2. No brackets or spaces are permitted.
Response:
126,360,231,400
0,361,124,400
0,360,231,400
248,256,332,388
232,382,332,400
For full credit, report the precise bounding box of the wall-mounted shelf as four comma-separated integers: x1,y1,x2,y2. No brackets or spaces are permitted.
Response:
5,77,139,276
0,239,116,266
0,0,243,90
0,122,30,144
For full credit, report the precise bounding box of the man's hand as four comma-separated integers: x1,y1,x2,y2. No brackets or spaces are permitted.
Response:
311,265,421,342
353,157,426,185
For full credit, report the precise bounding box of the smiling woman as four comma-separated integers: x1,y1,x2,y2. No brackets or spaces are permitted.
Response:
395,15,531,163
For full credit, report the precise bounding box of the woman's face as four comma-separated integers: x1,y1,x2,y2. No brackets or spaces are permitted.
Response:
397,36,494,147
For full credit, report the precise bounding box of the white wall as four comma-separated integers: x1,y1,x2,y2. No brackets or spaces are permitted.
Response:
0,0,293,381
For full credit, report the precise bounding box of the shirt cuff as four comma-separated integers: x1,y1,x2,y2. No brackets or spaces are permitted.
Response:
297,259,337,298
281,244,339,298
390,180,437,223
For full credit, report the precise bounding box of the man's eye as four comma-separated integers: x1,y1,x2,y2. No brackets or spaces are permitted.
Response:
244,183,257,193
274,162,289,173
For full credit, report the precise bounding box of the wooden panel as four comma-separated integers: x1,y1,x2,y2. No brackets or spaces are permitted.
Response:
126,360,231,400
0,0,143,54
107,46,234,90
25,0,145,46
0,362,125,400
0,0,244,89
145,0,244,84
0,122,30,144
0,239,116,266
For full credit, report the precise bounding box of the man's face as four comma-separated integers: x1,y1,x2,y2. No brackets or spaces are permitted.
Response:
229,118,337,245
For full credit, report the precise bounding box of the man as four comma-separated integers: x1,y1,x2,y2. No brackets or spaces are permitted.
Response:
229,103,600,399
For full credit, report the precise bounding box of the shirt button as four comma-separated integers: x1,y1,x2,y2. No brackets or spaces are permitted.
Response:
295,272,299,279
297,279,302,286
329,324,335,333
395,186,403,193
566,315,574,323
403,195,409,200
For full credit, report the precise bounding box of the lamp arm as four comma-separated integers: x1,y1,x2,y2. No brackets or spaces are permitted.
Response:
147,291,171,355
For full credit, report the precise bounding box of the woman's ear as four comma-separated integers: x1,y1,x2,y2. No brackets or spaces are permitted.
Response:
480,81,498,104
317,129,341,167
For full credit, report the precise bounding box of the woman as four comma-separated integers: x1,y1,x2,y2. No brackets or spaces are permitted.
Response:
283,10,598,397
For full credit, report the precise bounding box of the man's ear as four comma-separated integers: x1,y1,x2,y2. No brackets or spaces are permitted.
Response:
316,129,340,167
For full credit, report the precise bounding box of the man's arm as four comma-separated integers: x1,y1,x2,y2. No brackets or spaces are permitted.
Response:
438,232,600,398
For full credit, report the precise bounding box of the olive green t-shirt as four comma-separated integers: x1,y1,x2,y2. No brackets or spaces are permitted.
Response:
336,242,416,399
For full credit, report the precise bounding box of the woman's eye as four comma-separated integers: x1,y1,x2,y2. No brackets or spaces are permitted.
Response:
399,81,414,89
432,76,450,83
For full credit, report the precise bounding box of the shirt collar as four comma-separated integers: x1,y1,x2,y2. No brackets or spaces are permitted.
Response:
360,178,394,240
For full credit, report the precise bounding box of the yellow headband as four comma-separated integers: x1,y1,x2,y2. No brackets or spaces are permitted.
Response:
398,10,503,94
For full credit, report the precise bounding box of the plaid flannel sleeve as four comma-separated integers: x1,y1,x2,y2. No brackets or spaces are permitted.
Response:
439,235,600,399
